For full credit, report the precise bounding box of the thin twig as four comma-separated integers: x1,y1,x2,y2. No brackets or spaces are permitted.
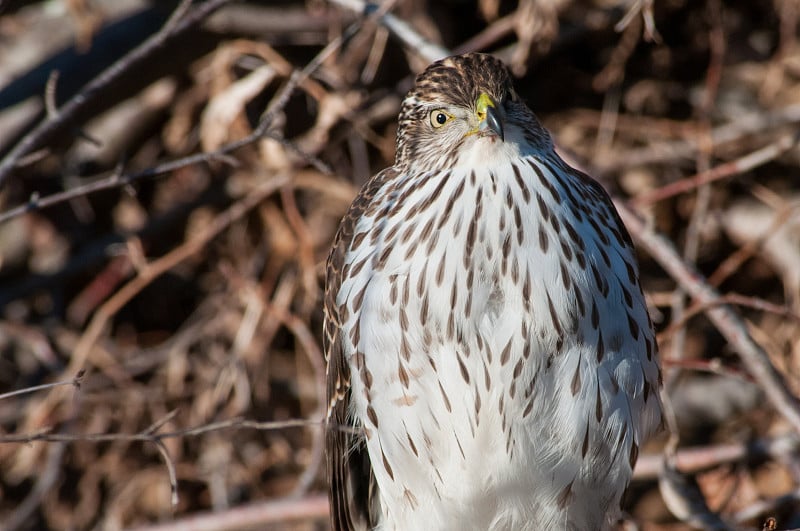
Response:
658,293,800,345
44,70,60,119
707,202,797,287
153,438,179,508
0,418,322,445
633,132,800,206
453,14,515,54
0,370,84,401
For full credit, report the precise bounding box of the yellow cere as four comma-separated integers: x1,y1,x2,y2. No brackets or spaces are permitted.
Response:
466,92,497,137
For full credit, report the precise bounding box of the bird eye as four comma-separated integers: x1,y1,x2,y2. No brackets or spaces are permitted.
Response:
430,110,451,128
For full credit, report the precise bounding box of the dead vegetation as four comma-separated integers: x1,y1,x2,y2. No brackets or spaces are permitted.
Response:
0,0,799,529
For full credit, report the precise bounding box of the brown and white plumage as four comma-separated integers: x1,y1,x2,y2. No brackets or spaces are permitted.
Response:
324,53,662,531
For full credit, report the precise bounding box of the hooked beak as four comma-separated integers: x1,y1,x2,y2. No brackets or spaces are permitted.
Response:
476,92,504,141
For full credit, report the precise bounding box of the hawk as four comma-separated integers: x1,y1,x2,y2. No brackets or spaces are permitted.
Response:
323,52,662,531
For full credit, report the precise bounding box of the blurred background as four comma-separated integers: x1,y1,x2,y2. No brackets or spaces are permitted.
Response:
0,0,799,529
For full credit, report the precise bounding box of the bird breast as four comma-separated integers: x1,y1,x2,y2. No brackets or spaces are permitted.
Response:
336,152,660,530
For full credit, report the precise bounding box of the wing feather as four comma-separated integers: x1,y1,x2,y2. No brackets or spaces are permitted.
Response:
324,167,399,530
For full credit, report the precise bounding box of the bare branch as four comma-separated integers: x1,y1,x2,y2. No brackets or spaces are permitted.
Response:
126,495,330,531
634,434,800,480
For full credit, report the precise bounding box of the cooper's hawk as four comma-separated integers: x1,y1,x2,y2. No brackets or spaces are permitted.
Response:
324,53,662,531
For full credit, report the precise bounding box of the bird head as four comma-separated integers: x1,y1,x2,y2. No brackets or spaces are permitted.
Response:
394,53,551,173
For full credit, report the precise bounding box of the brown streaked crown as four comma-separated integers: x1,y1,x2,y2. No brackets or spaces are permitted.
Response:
407,53,514,111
